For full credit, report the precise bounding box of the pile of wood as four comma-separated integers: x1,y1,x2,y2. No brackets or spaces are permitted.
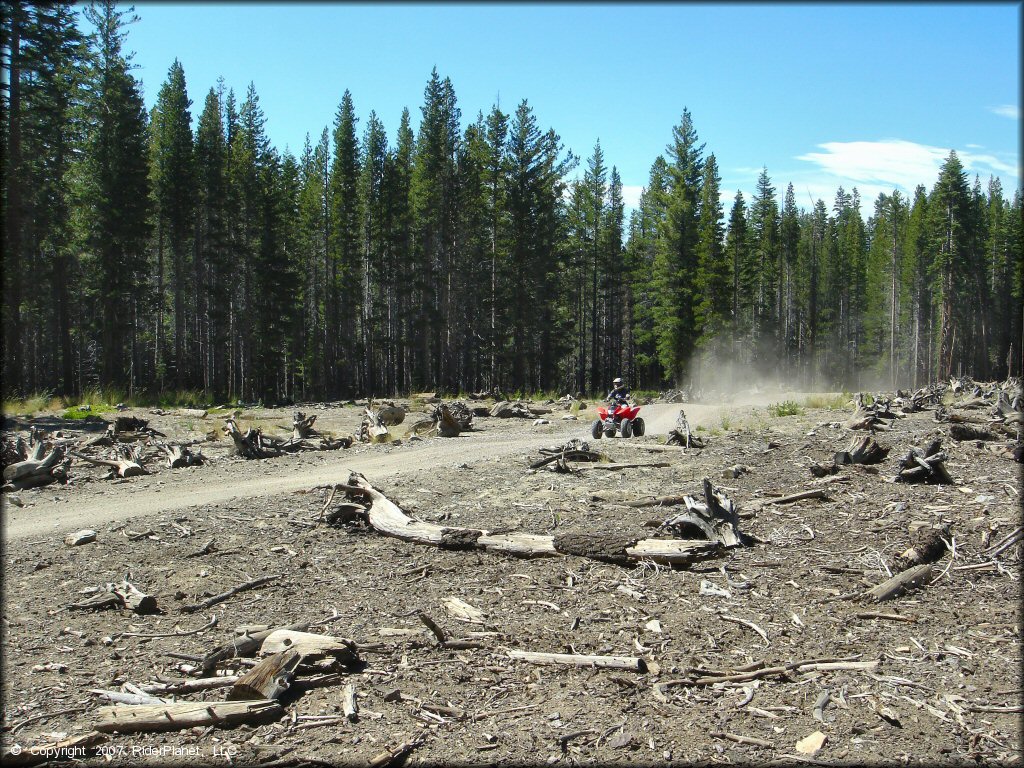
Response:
2,437,70,491
845,393,898,431
894,438,953,484
72,444,150,479
530,439,608,472
228,417,352,457
91,624,361,735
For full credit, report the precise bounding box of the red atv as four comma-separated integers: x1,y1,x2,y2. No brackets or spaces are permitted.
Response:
591,401,645,439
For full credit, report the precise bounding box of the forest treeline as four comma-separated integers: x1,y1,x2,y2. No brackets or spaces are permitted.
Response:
3,2,1022,403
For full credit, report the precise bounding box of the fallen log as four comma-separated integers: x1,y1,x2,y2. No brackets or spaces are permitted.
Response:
864,563,935,602
227,649,302,700
507,650,646,672
93,699,283,734
259,630,357,664
344,472,742,566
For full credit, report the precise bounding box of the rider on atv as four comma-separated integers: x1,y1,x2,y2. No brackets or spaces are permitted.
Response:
607,377,630,406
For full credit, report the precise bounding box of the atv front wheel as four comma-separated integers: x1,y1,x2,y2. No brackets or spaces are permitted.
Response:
620,418,633,438
632,417,645,436
591,419,603,439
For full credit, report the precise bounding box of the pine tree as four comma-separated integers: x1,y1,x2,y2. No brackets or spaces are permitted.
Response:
194,86,229,395
78,0,151,390
328,89,361,395
652,109,704,385
149,59,195,388
928,151,971,379
693,154,727,355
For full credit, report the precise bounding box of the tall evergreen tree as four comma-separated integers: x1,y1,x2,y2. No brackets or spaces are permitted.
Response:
78,0,151,390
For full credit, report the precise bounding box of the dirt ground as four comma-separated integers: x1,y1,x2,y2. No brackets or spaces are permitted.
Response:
1,391,1021,767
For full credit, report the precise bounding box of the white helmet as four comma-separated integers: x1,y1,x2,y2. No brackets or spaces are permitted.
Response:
613,377,623,385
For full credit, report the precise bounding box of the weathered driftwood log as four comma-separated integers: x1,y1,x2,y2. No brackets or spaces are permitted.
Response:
260,630,358,664
894,439,953,484
227,649,302,700
864,563,935,602
292,412,318,439
2,441,70,490
507,650,646,672
72,444,149,479
66,580,157,614
159,443,206,468
94,700,283,733
892,524,950,572
201,621,310,673
834,435,889,466
343,472,742,566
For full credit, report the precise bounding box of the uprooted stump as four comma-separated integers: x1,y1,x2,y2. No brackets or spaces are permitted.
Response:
159,443,206,468
339,472,749,567
292,412,318,439
431,403,465,437
894,438,953,484
360,405,391,443
835,435,890,466
72,444,149,479
666,410,704,449
658,478,747,547
2,440,71,491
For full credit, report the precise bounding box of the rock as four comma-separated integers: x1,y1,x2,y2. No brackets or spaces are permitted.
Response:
65,529,97,546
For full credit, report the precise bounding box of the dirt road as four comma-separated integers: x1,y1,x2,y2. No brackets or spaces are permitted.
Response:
3,403,729,542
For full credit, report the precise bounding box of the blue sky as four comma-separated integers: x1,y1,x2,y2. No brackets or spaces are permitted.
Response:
103,2,1020,216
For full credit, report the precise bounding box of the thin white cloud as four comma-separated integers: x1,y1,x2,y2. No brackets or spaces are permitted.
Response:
621,184,644,211
796,139,1020,200
990,104,1020,120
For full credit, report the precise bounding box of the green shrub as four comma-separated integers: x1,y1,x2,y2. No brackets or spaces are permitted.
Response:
767,400,802,417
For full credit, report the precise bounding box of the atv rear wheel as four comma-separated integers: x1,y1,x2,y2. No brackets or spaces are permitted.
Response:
603,425,616,438
591,419,603,439
620,418,633,438
632,417,645,436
